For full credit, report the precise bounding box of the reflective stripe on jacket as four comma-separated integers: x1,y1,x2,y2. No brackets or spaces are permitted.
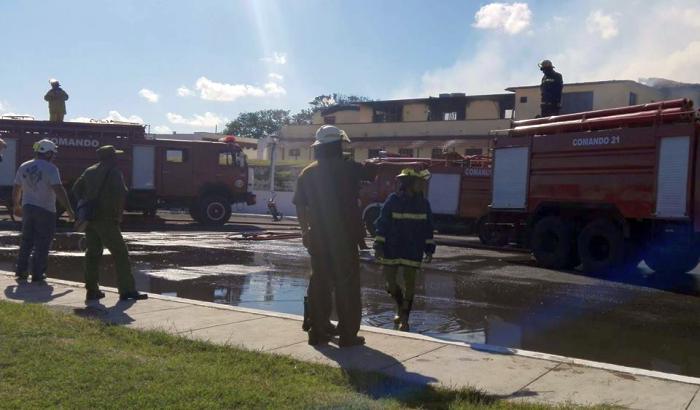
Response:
373,192,436,266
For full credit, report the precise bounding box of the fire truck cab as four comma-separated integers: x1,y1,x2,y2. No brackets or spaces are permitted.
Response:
0,119,255,226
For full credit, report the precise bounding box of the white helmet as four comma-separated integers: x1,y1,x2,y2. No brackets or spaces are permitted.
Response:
312,125,351,147
33,139,58,154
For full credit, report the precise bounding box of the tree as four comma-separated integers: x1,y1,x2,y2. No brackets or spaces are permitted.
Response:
223,109,290,139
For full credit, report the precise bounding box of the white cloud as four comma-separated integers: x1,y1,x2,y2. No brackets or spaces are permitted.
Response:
166,112,227,128
153,125,173,134
194,76,286,101
263,82,287,96
586,10,618,40
268,73,284,82
177,86,195,97
261,52,287,65
396,0,700,98
473,2,532,35
69,110,144,124
138,88,159,103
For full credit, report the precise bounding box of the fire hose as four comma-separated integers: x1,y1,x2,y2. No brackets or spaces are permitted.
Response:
226,231,302,241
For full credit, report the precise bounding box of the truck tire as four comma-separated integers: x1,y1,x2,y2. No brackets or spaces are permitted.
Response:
198,195,232,226
644,248,699,275
532,216,577,269
477,216,509,247
363,206,379,237
577,219,625,275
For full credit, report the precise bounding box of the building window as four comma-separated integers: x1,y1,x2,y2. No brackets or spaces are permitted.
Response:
443,112,458,121
561,91,594,114
368,149,383,159
323,116,336,124
219,152,233,166
166,149,185,163
431,148,444,159
629,92,638,106
373,105,403,122
289,148,301,159
503,109,514,119
398,148,414,157
520,96,528,103
464,148,482,156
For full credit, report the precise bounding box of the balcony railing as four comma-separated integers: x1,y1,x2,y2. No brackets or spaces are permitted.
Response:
279,119,511,140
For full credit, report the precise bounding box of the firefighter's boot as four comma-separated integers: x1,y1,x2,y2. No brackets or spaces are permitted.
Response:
387,287,403,326
398,298,413,332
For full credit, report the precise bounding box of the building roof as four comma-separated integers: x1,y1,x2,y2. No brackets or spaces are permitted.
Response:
357,93,514,107
505,80,656,92
320,104,361,115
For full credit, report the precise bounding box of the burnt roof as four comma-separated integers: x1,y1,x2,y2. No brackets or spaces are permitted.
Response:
505,80,656,91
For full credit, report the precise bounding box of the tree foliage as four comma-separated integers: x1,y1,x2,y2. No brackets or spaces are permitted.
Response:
223,93,371,137
223,109,290,139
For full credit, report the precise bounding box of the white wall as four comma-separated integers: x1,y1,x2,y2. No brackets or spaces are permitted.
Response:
234,190,297,216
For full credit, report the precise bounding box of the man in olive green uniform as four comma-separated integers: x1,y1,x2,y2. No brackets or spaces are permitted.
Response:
44,79,69,122
294,125,368,347
72,146,147,302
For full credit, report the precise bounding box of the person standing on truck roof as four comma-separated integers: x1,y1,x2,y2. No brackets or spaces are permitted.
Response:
539,60,563,117
0,138,6,162
13,139,75,282
373,168,435,331
44,79,69,122
294,125,369,347
72,145,148,302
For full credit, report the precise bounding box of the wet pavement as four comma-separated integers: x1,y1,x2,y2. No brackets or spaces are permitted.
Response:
3,217,700,378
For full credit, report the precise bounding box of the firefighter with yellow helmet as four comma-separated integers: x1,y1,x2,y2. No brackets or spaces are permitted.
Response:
373,167,435,331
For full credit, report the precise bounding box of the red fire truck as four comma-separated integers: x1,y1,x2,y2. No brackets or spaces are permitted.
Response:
359,154,500,244
0,119,255,225
487,99,700,274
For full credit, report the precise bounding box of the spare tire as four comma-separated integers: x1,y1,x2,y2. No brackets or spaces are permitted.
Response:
577,219,625,274
532,216,577,269
198,195,232,226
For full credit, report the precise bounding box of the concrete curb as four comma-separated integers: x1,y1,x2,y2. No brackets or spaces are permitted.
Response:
3,270,699,388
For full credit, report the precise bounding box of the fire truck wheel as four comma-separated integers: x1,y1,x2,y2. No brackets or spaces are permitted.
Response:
532,216,577,269
364,207,380,237
198,195,232,226
577,219,625,275
477,217,508,247
644,248,699,275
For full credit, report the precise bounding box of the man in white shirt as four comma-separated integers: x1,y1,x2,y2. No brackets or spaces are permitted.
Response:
13,139,74,282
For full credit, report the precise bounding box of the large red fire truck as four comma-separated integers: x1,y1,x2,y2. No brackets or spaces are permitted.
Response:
487,99,700,274
359,154,499,244
0,119,255,225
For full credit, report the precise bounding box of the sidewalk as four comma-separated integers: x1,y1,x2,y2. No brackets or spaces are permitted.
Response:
1,270,699,409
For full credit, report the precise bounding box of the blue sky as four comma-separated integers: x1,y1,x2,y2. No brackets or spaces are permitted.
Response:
1,0,699,133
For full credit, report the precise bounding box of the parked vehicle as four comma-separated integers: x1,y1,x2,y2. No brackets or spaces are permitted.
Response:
359,154,499,244
487,99,700,274
0,119,255,226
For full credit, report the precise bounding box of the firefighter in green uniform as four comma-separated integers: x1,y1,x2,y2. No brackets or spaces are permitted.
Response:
294,125,368,347
72,146,147,302
44,79,69,122
374,168,435,331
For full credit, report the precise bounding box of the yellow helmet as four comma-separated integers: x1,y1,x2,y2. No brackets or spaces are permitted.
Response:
396,168,431,180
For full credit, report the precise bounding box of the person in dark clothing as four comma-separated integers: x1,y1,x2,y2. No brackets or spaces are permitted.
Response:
374,168,435,331
45,79,69,122
72,145,147,302
294,125,369,347
539,60,563,117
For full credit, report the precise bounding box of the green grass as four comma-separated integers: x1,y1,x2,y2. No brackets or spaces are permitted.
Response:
0,301,580,409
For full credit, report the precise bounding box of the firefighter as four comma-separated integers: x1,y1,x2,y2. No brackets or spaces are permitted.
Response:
44,79,69,122
374,168,435,332
72,145,148,302
13,139,75,282
539,60,563,117
0,138,6,162
294,125,367,347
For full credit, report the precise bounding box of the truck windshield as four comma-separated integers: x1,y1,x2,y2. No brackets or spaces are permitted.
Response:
219,150,247,168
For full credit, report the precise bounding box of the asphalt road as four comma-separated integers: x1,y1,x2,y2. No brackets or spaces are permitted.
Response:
1,210,700,378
